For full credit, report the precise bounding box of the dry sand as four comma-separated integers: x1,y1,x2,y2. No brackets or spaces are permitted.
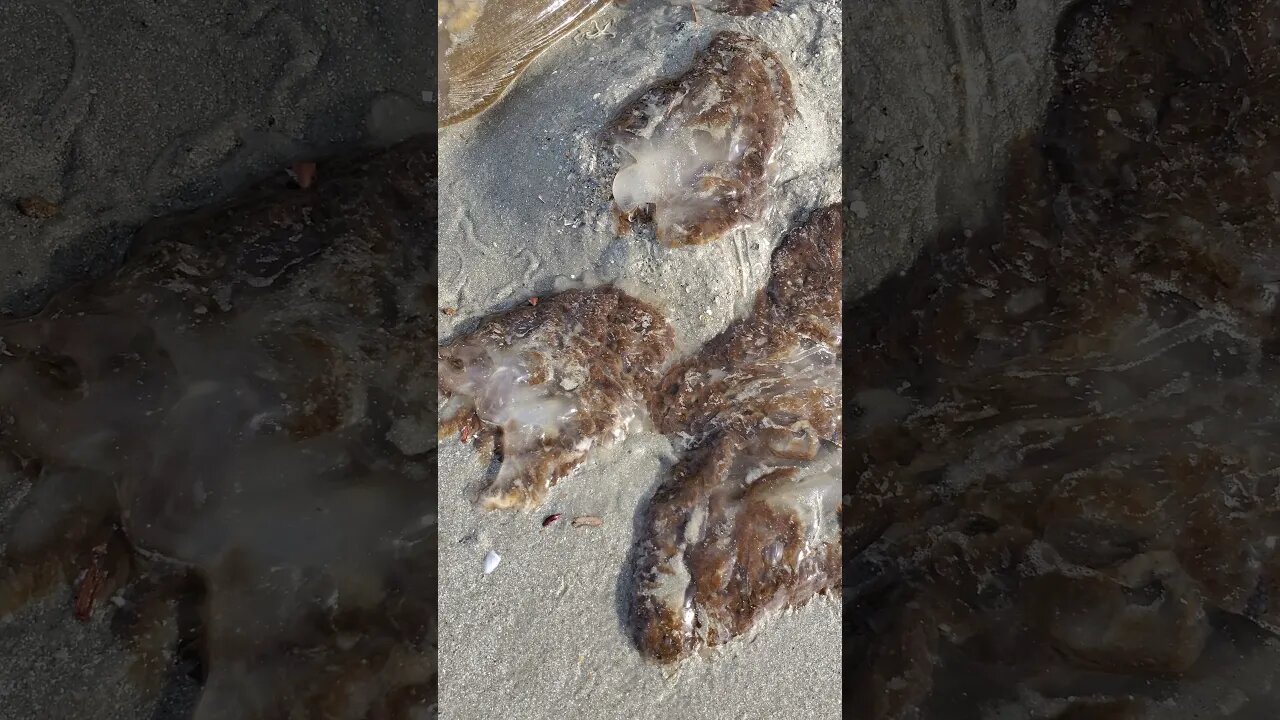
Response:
437,2,841,718
843,0,1077,297
0,2,433,718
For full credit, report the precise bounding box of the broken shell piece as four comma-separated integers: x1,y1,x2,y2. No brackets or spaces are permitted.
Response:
438,287,673,510
483,550,502,574
606,31,795,247
571,515,603,528
440,0,610,126
290,161,317,189
72,542,111,622
542,513,563,527
16,195,59,219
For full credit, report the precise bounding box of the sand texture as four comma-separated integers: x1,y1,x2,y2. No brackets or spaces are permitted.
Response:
847,0,1280,717
0,2,435,718
437,1,841,718
843,0,1076,297
1,0,434,316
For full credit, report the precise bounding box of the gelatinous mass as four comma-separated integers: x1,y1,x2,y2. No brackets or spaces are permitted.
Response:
438,287,673,510
607,31,796,247
0,136,438,718
635,204,842,662
848,0,1280,716
441,207,842,662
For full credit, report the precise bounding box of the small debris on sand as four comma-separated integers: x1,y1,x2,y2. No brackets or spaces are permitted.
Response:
289,161,317,189
16,195,59,219
483,550,502,574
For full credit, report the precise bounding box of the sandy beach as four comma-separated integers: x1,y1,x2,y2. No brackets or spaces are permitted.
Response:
0,2,434,718
8,0,1280,718
437,2,841,718
846,1,1280,717
0,0,433,317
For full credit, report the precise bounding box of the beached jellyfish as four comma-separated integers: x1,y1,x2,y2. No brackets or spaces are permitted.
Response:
606,31,795,247
632,205,842,662
438,286,674,510
846,0,1280,714
0,135,438,719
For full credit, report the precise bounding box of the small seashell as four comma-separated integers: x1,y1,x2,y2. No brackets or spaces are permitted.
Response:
483,550,502,574
542,513,562,527
571,515,603,528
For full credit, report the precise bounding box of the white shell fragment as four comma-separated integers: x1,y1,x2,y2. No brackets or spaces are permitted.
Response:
483,550,502,575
